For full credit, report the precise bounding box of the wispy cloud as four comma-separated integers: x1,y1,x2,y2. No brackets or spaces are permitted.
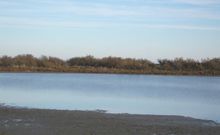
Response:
0,0,220,30
1,1,220,19
1,16,220,31
173,0,220,5
0,16,114,28
144,24,220,31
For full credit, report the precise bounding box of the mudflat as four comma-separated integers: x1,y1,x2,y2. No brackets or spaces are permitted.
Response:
0,106,219,135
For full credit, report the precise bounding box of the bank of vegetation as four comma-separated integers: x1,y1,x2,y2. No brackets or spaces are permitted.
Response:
0,54,219,75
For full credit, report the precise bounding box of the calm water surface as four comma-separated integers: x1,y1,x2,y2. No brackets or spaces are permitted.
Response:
0,73,220,121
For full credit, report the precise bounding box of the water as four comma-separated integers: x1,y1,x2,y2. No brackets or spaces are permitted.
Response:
0,73,220,121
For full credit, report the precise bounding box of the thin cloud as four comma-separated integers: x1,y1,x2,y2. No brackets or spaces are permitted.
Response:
1,16,220,31
173,0,220,5
0,0,220,30
0,16,118,28
144,24,220,31
1,1,220,20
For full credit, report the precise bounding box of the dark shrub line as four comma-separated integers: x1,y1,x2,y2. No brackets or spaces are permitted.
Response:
0,54,219,75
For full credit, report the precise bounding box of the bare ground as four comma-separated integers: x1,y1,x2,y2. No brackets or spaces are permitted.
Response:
0,106,219,135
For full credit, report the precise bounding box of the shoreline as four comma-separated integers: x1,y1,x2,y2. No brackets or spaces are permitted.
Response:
0,70,220,77
1,104,219,123
1,103,219,123
0,105,220,135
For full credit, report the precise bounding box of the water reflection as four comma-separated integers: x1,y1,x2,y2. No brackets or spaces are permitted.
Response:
0,73,220,121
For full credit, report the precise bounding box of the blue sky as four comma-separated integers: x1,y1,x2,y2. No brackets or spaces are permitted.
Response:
0,0,220,61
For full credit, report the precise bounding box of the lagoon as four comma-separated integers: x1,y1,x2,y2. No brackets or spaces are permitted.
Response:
0,73,220,122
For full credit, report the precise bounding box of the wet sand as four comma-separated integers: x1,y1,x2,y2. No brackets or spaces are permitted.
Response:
0,106,219,135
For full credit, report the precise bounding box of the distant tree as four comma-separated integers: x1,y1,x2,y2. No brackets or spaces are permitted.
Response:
67,55,99,67
14,54,38,67
37,55,49,67
158,59,174,70
100,57,122,68
37,56,65,68
48,56,65,67
0,56,13,67
201,58,220,71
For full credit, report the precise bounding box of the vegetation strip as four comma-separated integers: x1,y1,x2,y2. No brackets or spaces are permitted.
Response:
0,54,219,75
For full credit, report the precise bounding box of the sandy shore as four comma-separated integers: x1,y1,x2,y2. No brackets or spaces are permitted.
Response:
0,106,219,135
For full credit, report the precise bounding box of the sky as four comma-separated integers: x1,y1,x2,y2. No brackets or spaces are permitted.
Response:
0,0,220,61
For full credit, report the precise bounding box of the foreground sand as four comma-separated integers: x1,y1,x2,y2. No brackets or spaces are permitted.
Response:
0,106,219,135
